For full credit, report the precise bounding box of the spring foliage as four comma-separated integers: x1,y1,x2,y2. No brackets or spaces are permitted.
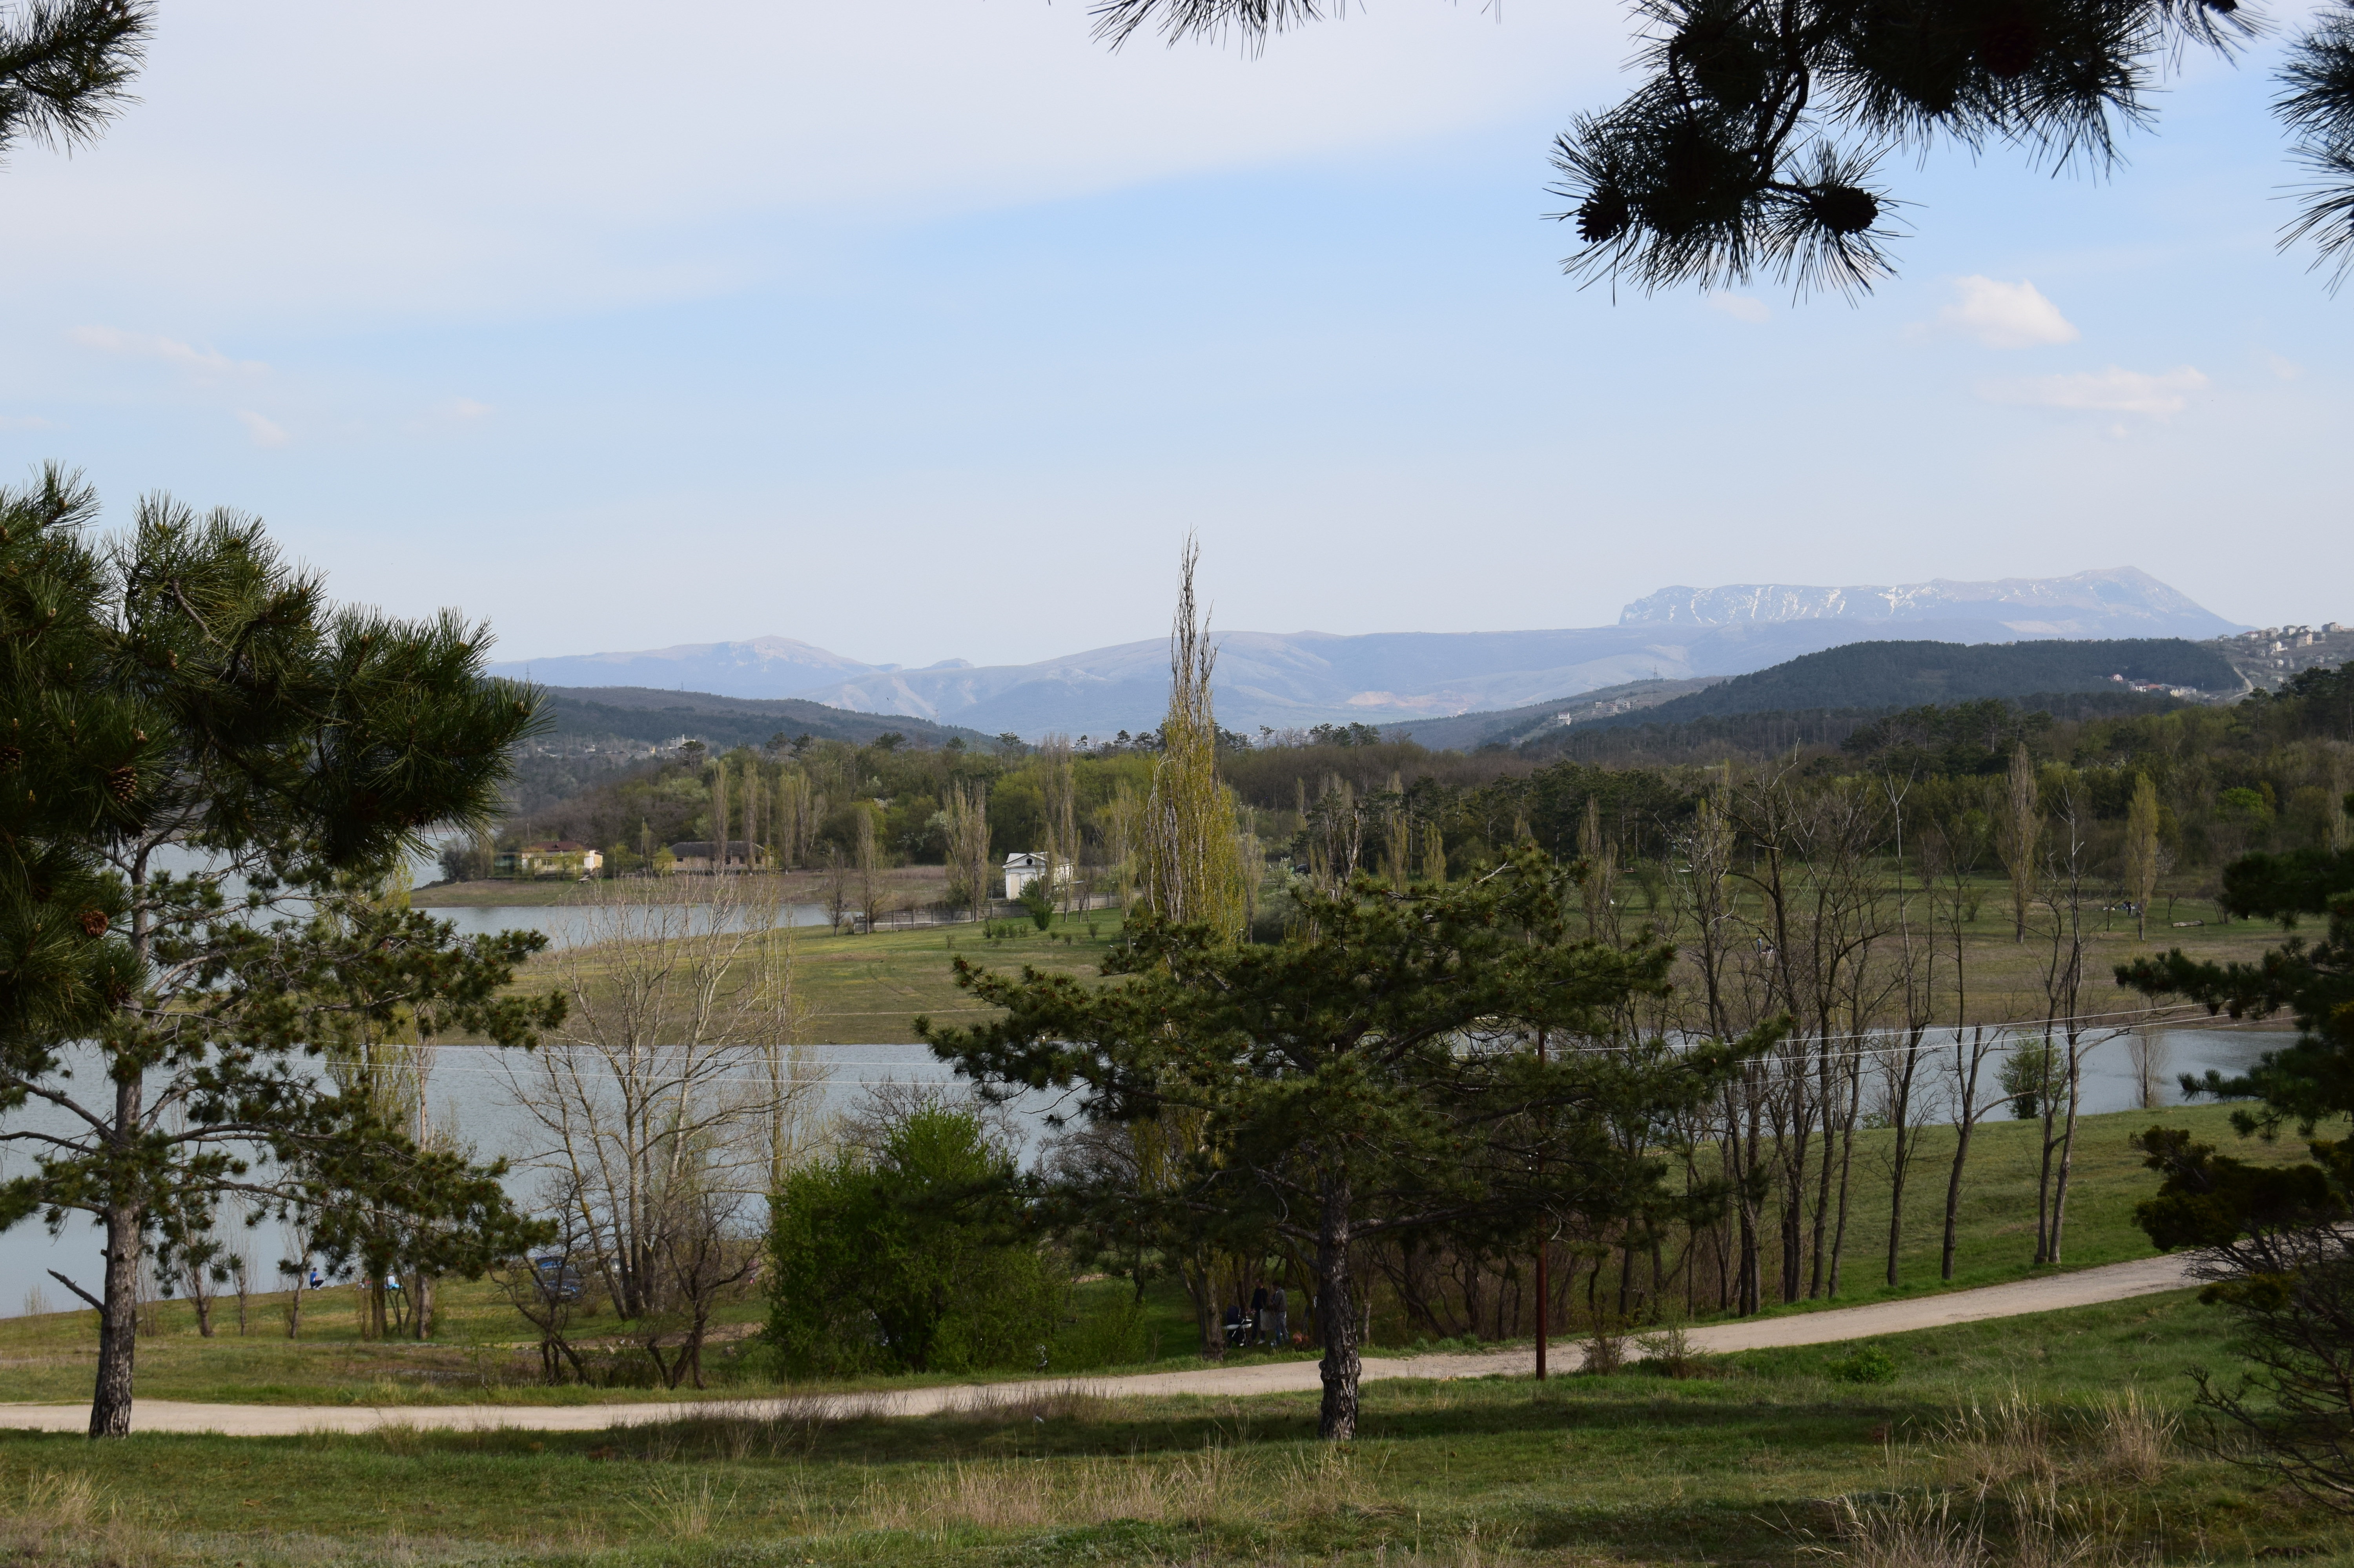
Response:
766,1107,1059,1377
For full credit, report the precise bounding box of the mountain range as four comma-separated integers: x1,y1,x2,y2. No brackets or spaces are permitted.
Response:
490,568,2245,737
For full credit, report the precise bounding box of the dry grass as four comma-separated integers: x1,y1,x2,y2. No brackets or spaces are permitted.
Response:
849,1437,1396,1534
0,1469,166,1567
1818,1392,2185,1568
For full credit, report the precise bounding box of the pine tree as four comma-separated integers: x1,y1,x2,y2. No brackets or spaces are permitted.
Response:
1090,0,2354,291
0,474,561,1435
922,852,1764,1439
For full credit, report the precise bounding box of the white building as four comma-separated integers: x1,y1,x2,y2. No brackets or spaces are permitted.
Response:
1002,851,1074,900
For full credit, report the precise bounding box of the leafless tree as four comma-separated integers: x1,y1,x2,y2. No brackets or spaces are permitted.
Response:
506,876,829,1326
856,806,891,931
944,782,992,922
823,844,853,932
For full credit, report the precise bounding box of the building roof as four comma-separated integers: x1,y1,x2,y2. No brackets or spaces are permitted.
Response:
1004,851,1049,868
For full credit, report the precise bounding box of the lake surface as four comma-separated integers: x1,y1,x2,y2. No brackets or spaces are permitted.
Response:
0,1018,2293,1322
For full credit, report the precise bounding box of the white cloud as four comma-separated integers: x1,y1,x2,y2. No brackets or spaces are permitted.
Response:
1708,293,1769,323
0,415,56,429
1931,277,2079,349
236,409,290,447
1979,365,2208,416
450,398,492,419
2267,353,2301,381
73,325,265,375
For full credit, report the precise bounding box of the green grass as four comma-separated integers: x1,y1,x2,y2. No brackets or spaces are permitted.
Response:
4,1291,2348,1566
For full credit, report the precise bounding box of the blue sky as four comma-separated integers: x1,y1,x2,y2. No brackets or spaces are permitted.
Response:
0,0,2346,670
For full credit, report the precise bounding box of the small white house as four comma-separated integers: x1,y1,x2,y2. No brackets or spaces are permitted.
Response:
1002,851,1073,901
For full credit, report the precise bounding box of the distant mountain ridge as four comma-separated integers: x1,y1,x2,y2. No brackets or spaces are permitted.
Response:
1619,567,2222,637
490,568,2245,736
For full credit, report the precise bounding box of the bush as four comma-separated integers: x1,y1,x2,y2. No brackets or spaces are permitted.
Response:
767,1107,1063,1378
1052,1291,1158,1369
1826,1344,1899,1384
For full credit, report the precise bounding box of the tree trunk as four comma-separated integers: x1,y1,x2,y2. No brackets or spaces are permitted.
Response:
1315,1172,1359,1442
2049,1030,2087,1264
91,1200,144,1438
1941,1028,1987,1282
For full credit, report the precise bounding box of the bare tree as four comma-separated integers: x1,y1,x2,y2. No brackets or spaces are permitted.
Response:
1042,734,1079,914
824,844,852,932
944,783,991,922
2127,1029,2173,1111
2124,773,2162,942
2027,774,2121,1267
855,806,889,931
507,876,829,1327
1104,782,1138,910
1927,798,2005,1283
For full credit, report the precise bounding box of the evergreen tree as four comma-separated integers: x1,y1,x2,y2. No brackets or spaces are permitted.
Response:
920,851,1764,1439
1092,0,2354,291
0,0,152,167
0,472,562,1436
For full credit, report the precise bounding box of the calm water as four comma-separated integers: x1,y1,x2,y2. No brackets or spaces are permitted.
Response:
0,988,2300,1320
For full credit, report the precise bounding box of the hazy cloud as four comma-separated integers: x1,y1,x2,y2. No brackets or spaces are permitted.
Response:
1708,293,1769,323
1980,365,2207,416
236,409,291,447
73,325,265,375
450,398,492,418
1933,277,2079,349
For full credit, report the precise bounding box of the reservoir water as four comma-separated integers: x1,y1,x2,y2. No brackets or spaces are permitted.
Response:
0,894,2305,1319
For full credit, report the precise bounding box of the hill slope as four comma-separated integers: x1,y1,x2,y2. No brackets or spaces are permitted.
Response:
539,687,986,752
1581,638,2241,731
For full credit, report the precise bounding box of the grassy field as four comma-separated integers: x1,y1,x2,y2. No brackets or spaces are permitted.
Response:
3,1291,2347,1566
0,1102,2320,1410
425,867,2300,1046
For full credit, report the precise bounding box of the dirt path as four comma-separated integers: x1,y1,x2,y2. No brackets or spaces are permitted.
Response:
0,1254,2198,1437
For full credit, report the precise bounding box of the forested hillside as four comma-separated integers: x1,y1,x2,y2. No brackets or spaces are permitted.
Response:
1580,637,2240,729
487,663,2352,914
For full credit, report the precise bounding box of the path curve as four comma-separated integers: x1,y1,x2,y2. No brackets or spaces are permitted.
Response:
0,1254,2200,1437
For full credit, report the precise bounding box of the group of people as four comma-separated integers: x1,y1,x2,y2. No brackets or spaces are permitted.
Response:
1222,1284,1290,1350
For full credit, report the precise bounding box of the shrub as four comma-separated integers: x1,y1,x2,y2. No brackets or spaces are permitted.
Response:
767,1107,1062,1377
1827,1344,1899,1385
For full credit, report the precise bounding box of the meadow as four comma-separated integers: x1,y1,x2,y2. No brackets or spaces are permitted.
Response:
2,1290,2345,1566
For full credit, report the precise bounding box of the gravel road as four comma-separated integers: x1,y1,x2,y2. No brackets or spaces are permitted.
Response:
0,1253,2199,1437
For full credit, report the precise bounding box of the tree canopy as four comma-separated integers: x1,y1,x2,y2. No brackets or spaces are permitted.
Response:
920,854,1764,1439
0,0,151,169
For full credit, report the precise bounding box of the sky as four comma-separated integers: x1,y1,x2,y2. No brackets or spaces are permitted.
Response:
1,0,2347,672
